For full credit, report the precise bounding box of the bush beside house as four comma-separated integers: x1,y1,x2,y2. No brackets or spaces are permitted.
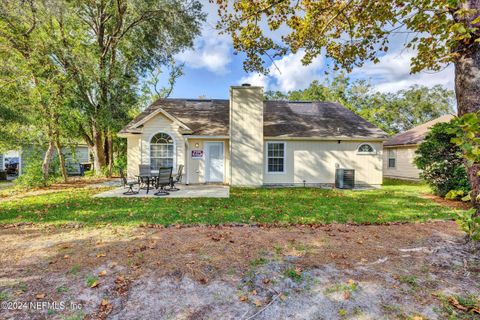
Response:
415,122,470,197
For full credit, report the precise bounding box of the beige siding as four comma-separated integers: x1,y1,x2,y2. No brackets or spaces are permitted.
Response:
263,140,383,186
383,146,420,180
126,113,185,178
229,86,264,186
186,139,230,184
126,135,141,178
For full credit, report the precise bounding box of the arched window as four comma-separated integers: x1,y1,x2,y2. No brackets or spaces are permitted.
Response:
150,133,174,170
357,143,376,154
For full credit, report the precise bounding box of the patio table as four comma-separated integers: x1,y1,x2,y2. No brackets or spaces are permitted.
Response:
136,174,158,194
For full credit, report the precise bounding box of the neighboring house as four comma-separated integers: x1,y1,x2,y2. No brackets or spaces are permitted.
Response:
383,114,455,180
1,145,91,176
119,85,388,187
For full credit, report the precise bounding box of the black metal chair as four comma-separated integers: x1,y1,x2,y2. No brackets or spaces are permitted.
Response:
154,167,173,196
119,168,139,195
168,164,184,191
138,164,152,191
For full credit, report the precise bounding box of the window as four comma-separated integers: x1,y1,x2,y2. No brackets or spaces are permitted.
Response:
388,149,396,168
150,133,174,170
267,142,285,173
357,143,376,154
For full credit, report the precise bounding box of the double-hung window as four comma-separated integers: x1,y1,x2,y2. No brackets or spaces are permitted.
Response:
388,149,396,168
267,142,285,173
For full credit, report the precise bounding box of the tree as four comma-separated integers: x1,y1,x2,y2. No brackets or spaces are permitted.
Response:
415,122,470,197
0,1,71,182
1,0,204,176
214,0,480,214
265,75,454,134
46,0,204,175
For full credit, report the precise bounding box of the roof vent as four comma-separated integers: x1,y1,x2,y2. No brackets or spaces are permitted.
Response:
241,83,251,87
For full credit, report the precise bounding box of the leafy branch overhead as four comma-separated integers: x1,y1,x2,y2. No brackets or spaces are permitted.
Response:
213,0,480,73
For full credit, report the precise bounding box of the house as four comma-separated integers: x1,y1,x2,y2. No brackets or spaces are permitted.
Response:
383,114,455,180
1,144,91,177
119,85,389,187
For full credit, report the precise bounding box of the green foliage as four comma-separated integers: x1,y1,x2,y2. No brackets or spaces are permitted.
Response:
415,122,470,197
450,112,480,166
15,149,60,188
445,190,472,201
266,76,454,135
456,209,480,241
214,0,479,74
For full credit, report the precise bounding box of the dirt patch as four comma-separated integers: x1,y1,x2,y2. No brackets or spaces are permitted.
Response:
0,222,479,319
422,193,472,210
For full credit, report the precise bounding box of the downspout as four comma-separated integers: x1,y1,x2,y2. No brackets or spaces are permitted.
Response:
185,137,190,185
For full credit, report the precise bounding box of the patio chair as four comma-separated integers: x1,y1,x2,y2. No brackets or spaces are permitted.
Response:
154,167,173,196
119,168,139,195
168,164,184,191
138,164,152,191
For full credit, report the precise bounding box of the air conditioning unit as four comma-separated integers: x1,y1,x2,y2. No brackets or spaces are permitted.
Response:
335,169,355,189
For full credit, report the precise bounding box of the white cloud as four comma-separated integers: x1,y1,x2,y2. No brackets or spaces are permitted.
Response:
353,51,454,93
239,73,270,88
176,31,232,75
239,50,324,92
269,50,324,91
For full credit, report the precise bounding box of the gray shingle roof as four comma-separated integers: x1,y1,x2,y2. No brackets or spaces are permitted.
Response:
119,99,388,139
384,114,455,147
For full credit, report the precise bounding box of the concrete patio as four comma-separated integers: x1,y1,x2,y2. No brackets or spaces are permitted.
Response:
93,183,230,198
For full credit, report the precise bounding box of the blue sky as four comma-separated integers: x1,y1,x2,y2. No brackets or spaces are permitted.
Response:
167,1,455,99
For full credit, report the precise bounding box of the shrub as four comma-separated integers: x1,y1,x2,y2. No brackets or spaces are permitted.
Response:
15,148,60,188
415,122,470,197
456,209,480,241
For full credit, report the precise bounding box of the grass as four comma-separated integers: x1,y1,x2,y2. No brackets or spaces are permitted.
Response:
0,179,463,226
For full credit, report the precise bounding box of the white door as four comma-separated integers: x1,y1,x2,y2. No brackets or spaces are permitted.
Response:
205,142,224,183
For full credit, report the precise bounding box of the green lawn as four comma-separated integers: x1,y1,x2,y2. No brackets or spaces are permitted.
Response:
0,179,464,226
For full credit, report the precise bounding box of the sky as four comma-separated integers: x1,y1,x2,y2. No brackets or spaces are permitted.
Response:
168,1,455,99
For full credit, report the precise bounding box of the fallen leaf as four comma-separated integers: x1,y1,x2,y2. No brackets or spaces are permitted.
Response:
239,295,248,302
98,270,107,277
251,290,257,296
448,297,468,311
347,279,355,286
63,255,70,259
90,281,99,288
254,300,263,307
412,316,424,320
101,299,109,306
36,293,46,299
343,291,351,300
262,278,270,284
96,253,106,258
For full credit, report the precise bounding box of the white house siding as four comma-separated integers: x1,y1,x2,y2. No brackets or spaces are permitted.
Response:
126,114,185,178
186,139,230,184
263,140,383,187
383,145,421,180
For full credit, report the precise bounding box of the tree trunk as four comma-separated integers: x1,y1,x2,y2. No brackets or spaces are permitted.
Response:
107,131,114,177
42,141,55,184
92,127,106,175
455,39,480,216
54,139,68,183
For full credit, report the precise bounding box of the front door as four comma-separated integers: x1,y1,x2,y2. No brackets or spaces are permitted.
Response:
205,142,224,183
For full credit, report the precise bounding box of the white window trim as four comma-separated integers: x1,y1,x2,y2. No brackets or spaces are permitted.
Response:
356,143,376,155
147,131,176,173
265,141,287,174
